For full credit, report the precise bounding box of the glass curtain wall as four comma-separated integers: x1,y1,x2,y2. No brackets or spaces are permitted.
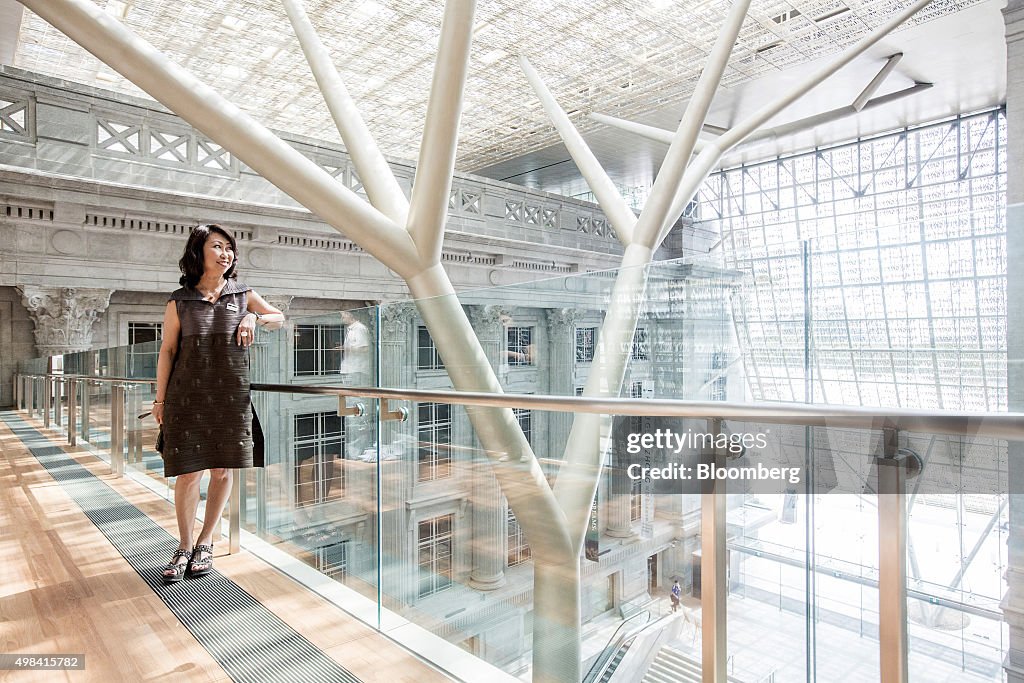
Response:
699,108,1008,682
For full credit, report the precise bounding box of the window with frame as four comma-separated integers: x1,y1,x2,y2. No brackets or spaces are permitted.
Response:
630,478,643,522
506,326,534,366
629,381,644,432
128,321,162,345
507,507,531,567
294,324,343,376
710,351,727,401
631,327,649,361
417,326,445,371
630,381,644,398
514,407,532,445
417,402,452,481
127,321,162,377
417,514,453,597
294,411,345,504
576,327,597,363
315,541,348,580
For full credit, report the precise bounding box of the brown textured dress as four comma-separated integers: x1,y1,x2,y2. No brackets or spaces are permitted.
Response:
162,279,265,477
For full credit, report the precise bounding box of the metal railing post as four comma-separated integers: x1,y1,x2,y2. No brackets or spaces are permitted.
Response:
15,373,22,411
26,377,35,418
42,376,52,428
701,417,728,683
228,469,241,554
110,384,125,477
255,467,267,536
877,428,909,683
80,380,91,443
53,377,63,429
67,379,78,446
126,384,140,465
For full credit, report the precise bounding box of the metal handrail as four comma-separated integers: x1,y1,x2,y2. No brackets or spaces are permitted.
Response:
251,383,1024,440
21,373,156,385
19,372,1024,440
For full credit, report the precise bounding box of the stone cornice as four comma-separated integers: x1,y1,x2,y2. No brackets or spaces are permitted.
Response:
0,66,642,219
0,164,623,274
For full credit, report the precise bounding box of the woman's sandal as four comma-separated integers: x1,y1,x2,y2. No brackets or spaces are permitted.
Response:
162,548,192,584
187,543,214,578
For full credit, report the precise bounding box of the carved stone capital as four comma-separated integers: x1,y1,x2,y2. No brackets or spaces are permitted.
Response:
262,294,294,312
467,304,512,337
380,302,416,337
18,285,113,355
546,307,582,337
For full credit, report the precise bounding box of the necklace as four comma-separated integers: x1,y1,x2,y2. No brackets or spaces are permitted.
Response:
195,281,225,303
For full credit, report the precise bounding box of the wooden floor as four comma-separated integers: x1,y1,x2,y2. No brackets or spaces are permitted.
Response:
0,414,452,683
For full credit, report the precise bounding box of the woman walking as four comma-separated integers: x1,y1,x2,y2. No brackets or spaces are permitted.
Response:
154,224,284,583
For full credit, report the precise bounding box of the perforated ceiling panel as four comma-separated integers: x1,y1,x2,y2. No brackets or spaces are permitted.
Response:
13,0,981,171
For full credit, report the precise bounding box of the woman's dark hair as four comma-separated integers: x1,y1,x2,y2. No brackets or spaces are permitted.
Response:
178,224,238,288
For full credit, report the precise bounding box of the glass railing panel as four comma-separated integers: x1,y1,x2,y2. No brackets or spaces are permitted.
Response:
366,385,710,677
626,258,740,402
807,222,1009,681
712,419,809,683
240,390,381,604
126,379,166,488
902,431,1008,682
245,307,383,610
86,378,113,463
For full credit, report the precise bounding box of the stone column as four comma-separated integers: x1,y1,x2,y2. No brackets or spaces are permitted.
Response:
17,286,113,356
467,304,509,589
546,308,580,455
1003,4,1024,680
377,302,417,604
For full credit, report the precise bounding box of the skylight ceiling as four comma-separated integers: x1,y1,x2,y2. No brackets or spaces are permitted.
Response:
12,0,983,172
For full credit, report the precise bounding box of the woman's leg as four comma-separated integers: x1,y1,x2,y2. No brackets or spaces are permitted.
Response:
188,468,232,575
163,471,203,578
195,467,232,545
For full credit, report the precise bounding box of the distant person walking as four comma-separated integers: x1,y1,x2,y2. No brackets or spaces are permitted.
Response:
339,309,370,386
153,224,285,583
671,579,682,612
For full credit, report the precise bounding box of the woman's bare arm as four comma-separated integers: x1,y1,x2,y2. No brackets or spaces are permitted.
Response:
153,301,181,424
246,290,286,329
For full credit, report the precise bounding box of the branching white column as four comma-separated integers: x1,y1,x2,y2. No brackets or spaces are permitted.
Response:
281,0,408,224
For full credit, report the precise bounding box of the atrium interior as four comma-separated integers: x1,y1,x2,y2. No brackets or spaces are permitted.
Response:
0,1,1020,682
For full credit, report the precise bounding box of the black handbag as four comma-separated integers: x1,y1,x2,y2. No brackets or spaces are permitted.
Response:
138,412,165,456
